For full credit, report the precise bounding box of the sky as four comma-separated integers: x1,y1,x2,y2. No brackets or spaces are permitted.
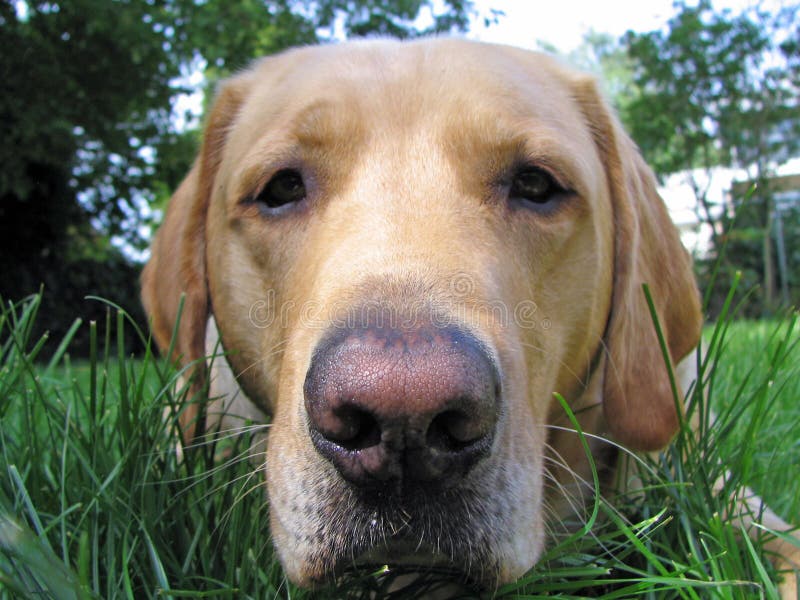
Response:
464,0,783,52
466,0,680,51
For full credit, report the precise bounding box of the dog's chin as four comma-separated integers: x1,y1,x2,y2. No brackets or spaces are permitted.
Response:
273,474,522,589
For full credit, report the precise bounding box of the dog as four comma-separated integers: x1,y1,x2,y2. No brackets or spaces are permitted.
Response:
141,38,799,596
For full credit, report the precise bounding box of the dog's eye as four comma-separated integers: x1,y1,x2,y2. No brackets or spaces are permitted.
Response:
509,167,563,206
254,169,306,210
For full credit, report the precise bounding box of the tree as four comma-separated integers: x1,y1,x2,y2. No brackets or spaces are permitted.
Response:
0,0,475,355
1,0,186,354
622,1,800,315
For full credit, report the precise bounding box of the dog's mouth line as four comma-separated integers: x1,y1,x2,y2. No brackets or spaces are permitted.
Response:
332,536,495,585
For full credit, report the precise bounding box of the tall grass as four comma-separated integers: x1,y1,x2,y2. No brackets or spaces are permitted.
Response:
0,292,798,598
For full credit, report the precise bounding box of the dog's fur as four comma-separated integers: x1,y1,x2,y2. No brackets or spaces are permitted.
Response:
142,38,798,595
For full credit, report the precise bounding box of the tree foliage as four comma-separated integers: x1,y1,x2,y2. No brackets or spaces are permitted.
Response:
626,2,798,170
621,1,800,315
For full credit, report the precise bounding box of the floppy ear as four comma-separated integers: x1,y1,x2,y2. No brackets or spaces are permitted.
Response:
573,78,703,451
141,75,251,442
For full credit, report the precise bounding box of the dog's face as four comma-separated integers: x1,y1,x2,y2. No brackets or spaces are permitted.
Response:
142,39,701,587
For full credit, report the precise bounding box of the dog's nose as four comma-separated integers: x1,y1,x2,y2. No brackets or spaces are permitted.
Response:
304,324,500,489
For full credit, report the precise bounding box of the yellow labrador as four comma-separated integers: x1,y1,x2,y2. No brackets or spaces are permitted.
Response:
142,38,798,595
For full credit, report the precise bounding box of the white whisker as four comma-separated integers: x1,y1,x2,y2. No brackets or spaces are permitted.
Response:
519,340,589,389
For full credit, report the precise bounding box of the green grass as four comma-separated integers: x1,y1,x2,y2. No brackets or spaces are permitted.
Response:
0,292,798,599
700,318,800,519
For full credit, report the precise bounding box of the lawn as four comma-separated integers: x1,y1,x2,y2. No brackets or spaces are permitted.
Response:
0,293,798,599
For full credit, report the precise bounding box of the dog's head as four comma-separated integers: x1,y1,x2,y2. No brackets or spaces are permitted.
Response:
142,38,702,587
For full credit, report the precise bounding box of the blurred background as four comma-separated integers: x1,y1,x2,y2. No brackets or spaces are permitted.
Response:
1,0,798,357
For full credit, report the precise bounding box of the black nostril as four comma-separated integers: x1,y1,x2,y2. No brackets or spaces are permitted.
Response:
330,406,381,451
427,408,484,451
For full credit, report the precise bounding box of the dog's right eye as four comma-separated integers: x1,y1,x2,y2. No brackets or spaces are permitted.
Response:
509,167,565,207
252,169,306,212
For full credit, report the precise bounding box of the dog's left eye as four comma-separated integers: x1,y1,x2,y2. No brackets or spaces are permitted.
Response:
509,167,564,206
253,169,306,211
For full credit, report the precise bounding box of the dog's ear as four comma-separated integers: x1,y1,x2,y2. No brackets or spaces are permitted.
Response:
572,77,703,451
141,75,251,442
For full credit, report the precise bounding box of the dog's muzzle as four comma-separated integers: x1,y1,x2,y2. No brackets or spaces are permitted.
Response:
304,323,500,491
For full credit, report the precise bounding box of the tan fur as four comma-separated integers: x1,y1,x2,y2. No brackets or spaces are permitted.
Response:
574,80,704,450
142,38,798,596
